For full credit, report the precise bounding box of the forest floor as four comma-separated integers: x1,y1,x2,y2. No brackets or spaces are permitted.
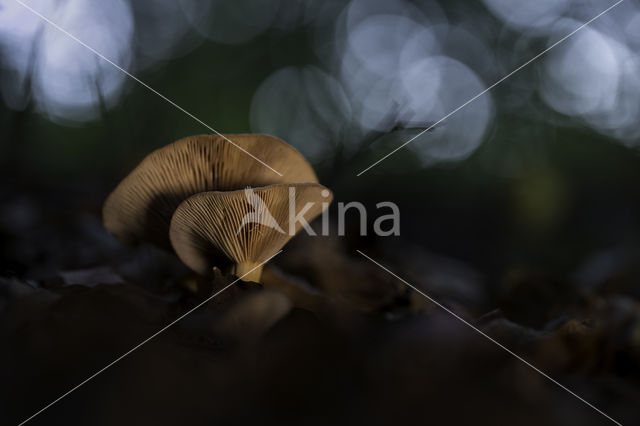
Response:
1,179,639,425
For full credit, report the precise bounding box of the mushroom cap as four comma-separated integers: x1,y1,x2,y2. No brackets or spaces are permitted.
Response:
103,134,318,249
169,183,333,276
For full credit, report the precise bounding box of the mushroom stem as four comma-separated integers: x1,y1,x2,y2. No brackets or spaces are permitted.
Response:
233,262,263,283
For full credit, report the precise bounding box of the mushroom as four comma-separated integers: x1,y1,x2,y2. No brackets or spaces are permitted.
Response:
169,183,333,282
103,134,318,250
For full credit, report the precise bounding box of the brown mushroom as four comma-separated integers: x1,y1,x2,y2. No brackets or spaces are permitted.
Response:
103,134,318,250
169,183,333,282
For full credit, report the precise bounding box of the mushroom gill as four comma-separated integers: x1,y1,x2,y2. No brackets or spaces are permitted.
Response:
103,134,318,250
169,183,333,282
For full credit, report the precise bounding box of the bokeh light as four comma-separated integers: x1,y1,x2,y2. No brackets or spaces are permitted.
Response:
250,66,352,160
1,0,133,122
483,0,572,31
330,0,493,162
2,0,640,164
542,18,640,145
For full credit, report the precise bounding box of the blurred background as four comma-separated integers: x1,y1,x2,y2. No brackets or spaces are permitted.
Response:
2,0,640,425
2,0,640,279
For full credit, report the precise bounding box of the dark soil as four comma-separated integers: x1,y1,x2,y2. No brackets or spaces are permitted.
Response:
1,180,639,426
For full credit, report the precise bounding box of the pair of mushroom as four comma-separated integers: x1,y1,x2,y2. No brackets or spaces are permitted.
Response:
103,134,332,282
